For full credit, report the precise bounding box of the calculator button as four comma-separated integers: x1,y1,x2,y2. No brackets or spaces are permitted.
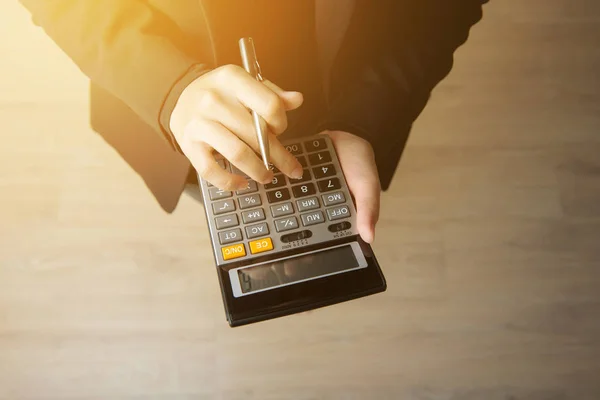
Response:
215,214,239,230
284,143,303,155
280,230,313,243
275,216,299,232
317,177,341,193
328,221,352,232
292,182,316,198
288,168,311,184
212,198,236,215
245,222,270,239
249,237,274,254
265,174,285,189
238,193,262,210
235,180,258,195
304,138,327,152
208,187,232,200
322,191,346,206
296,196,319,212
241,208,266,223
301,210,325,226
221,243,246,260
308,151,331,166
312,164,336,179
270,202,294,217
267,188,291,203
218,228,243,245
326,205,351,221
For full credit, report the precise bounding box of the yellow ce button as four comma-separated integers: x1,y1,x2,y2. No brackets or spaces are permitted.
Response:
249,237,274,254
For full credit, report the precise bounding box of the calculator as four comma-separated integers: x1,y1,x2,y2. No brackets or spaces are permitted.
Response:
198,134,386,327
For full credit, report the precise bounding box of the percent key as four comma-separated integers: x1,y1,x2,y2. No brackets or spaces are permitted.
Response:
238,194,262,210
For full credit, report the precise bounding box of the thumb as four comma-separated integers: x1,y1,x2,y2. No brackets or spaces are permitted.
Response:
328,131,381,244
263,80,304,111
351,178,380,244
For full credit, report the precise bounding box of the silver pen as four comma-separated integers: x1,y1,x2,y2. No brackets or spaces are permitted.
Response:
238,37,271,170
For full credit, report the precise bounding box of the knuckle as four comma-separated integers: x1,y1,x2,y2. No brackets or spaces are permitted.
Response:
218,64,241,79
264,93,283,118
198,89,220,110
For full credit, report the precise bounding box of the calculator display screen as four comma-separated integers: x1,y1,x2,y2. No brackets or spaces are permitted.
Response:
237,245,359,294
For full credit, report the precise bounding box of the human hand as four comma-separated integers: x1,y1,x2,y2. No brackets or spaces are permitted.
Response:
320,130,381,243
169,64,305,190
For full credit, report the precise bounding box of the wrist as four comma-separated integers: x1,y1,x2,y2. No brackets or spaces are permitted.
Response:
159,63,212,153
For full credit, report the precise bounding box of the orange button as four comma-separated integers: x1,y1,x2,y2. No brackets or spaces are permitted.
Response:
221,243,246,260
249,237,274,254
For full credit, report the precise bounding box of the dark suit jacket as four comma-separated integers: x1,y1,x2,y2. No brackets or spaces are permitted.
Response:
18,0,487,212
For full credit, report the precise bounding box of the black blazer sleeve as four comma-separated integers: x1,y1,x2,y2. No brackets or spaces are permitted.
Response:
18,0,212,151
320,0,488,185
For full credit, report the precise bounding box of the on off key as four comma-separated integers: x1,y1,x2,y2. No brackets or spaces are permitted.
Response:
221,243,246,260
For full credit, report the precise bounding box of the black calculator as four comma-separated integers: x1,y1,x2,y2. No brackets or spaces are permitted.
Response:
198,134,386,327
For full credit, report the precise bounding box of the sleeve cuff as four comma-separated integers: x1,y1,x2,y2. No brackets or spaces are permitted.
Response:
158,63,212,154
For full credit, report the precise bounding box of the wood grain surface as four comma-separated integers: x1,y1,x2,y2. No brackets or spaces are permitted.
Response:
0,0,599,399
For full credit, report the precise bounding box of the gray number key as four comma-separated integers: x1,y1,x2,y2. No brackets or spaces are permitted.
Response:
296,196,319,212
238,194,262,210
215,214,239,230
218,228,243,244
245,222,270,239
241,208,265,223
326,205,351,221
270,202,294,217
274,216,299,232
322,191,345,206
301,210,325,226
209,186,232,200
212,198,235,215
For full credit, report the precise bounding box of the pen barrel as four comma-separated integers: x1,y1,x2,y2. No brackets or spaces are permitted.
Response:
252,111,270,169
239,38,260,78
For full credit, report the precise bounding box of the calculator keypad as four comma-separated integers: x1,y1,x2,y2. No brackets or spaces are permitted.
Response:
317,177,341,192
200,135,357,265
215,214,239,230
212,199,235,215
241,208,266,223
308,151,331,165
296,196,319,212
219,228,243,245
322,191,345,206
301,210,325,226
238,194,262,210
275,216,299,232
291,182,316,198
245,222,269,239
270,202,294,217
209,187,232,200
267,188,291,203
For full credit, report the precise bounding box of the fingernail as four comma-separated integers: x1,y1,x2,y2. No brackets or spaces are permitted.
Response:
237,180,249,190
291,166,303,180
